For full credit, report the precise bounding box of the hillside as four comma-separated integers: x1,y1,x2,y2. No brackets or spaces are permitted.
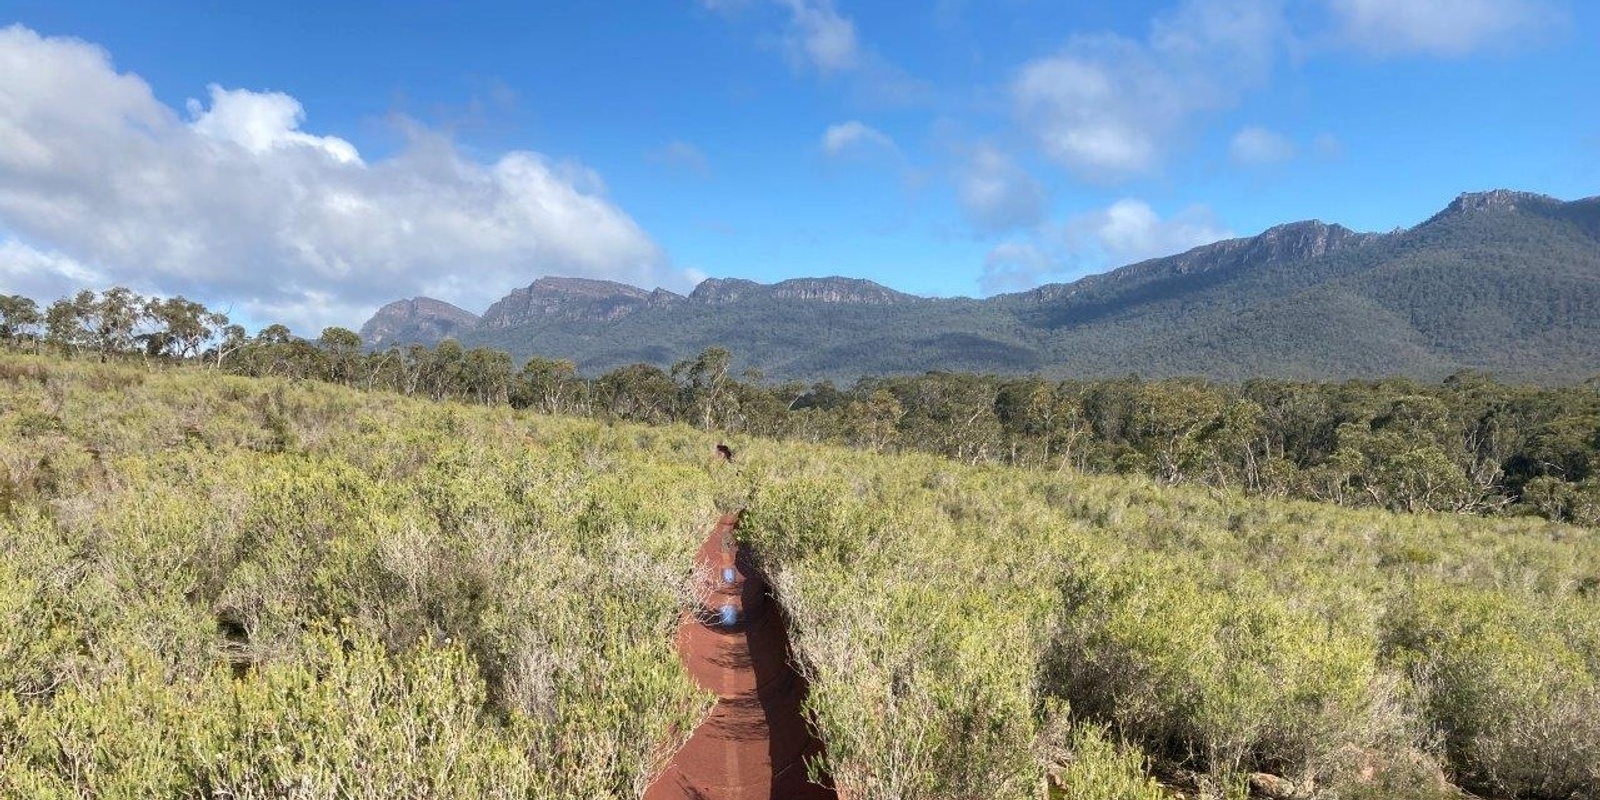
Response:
358,296,479,348
2,355,1597,798
359,190,1600,383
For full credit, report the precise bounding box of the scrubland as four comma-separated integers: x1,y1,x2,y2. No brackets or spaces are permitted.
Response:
1,354,1596,799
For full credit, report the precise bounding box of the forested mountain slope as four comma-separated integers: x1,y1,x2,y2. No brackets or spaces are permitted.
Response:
362,190,1600,383
1025,190,1600,381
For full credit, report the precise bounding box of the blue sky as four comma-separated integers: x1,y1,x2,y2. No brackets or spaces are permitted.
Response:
0,0,1595,332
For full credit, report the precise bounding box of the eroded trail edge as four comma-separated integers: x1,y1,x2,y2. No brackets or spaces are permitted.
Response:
644,512,836,800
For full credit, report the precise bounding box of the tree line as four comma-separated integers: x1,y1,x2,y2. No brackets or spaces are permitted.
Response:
4,287,1598,524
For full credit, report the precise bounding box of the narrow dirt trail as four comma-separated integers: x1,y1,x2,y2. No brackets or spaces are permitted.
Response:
645,512,837,800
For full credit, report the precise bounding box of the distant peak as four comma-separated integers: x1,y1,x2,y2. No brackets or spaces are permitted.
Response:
1446,189,1557,215
478,275,670,328
1413,189,1562,229
382,296,475,318
1261,219,1340,236
771,276,915,304
525,276,650,298
688,276,917,305
359,296,478,347
688,278,763,304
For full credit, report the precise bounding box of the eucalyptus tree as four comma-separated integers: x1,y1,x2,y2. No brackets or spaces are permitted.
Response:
513,357,580,414
461,347,513,406
146,296,228,359
89,287,145,360
209,324,250,369
672,346,734,430
316,326,363,386
0,295,42,344
44,290,95,356
595,363,677,424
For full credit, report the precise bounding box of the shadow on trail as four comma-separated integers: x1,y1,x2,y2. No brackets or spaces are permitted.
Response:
645,512,836,800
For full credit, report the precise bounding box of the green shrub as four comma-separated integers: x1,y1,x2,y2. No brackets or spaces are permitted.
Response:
1045,556,1394,783
1384,585,1600,798
1047,719,1167,800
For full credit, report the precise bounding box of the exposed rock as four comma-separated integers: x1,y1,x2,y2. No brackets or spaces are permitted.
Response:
1442,188,1557,216
687,277,764,305
478,277,680,328
1336,744,1455,796
1416,188,1563,229
768,276,916,304
358,297,480,348
1244,220,1380,264
1248,771,1299,799
647,287,684,306
687,276,914,306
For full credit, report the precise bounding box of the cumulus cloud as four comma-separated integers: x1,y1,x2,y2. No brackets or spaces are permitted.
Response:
1327,0,1561,56
1229,126,1297,165
0,239,107,298
1013,0,1288,182
821,120,897,157
187,85,361,164
958,145,1047,234
779,0,861,73
1067,199,1230,263
0,24,675,334
979,199,1231,293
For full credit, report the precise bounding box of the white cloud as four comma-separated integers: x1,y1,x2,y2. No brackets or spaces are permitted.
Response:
1069,199,1230,263
979,198,1231,293
0,239,107,299
0,24,678,335
821,120,896,156
1327,0,1560,56
1012,0,1288,182
187,85,361,164
1229,126,1297,165
957,145,1047,234
779,0,860,73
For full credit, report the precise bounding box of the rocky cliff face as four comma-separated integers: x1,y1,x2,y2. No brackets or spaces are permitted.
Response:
687,278,764,305
1236,220,1381,265
359,297,480,347
768,277,916,304
478,277,684,328
1438,189,1557,217
688,276,914,305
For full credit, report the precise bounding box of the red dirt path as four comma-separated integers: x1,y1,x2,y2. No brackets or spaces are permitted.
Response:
644,512,837,800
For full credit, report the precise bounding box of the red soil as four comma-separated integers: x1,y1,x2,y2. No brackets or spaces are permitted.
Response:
644,512,837,800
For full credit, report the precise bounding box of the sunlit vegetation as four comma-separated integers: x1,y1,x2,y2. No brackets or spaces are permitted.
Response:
0,355,717,797
1,348,1596,798
6,287,1599,530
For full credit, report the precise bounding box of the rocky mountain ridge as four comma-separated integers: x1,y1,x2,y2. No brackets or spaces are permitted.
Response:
478,277,678,328
358,189,1600,384
358,297,479,348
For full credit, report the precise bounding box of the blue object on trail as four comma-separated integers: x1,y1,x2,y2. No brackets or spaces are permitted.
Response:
722,567,736,585
719,604,737,627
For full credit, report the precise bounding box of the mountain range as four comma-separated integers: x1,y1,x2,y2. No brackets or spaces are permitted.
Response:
358,189,1600,384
